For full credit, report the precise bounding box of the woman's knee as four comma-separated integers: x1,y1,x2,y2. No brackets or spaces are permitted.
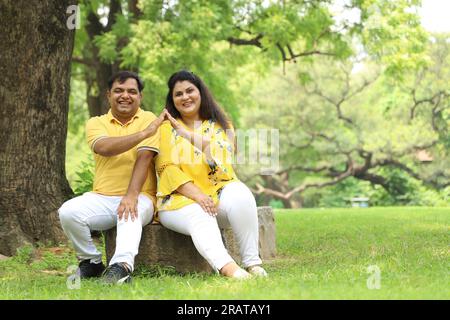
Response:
221,182,257,214
161,203,219,235
224,182,256,203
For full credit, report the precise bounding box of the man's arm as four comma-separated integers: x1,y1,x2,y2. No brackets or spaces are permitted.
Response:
94,131,149,157
94,110,166,157
117,150,155,221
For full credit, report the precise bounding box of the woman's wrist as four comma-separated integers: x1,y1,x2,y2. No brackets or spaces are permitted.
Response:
192,192,204,203
200,136,211,152
178,128,192,141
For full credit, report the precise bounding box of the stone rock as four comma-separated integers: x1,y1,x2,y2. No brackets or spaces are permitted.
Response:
105,206,276,274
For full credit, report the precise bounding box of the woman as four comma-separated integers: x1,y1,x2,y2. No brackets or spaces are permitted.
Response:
155,70,267,279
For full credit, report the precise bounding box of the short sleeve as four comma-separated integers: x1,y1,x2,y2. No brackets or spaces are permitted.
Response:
155,122,193,196
86,117,109,152
205,123,235,182
157,165,193,196
137,126,160,154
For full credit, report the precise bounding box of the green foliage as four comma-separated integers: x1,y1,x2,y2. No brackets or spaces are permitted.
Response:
74,0,428,116
89,0,250,119
134,264,179,278
13,245,34,265
30,250,75,272
269,199,284,209
316,178,365,208
72,156,95,196
309,170,449,208
359,0,429,77
239,33,449,208
68,79,90,136
94,32,119,64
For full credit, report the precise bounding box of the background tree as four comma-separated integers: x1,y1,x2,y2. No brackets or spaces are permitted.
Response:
0,0,76,255
73,0,428,117
239,35,449,207
72,0,142,116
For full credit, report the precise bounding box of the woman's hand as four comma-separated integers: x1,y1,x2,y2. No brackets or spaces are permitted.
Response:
176,182,217,216
165,111,191,139
193,193,217,216
166,112,212,154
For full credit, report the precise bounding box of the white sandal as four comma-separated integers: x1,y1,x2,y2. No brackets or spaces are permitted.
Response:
247,265,268,277
231,268,252,280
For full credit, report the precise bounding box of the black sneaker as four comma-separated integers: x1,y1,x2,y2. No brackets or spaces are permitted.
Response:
78,260,105,279
101,263,132,285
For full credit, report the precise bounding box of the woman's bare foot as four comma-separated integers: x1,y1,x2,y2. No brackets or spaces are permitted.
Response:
220,262,240,277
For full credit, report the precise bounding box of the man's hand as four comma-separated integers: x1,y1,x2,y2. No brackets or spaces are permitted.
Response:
143,109,167,138
117,194,139,222
193,193,217,216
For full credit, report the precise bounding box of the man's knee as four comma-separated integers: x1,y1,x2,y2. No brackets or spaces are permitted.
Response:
137,196,154,225
58,200,78,226
116,212,152,227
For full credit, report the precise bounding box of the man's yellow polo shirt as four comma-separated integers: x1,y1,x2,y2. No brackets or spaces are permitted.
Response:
86,108,159,206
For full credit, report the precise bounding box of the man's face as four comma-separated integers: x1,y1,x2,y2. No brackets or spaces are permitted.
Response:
107,78,142,120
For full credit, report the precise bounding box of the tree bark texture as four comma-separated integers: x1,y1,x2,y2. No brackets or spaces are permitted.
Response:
0,0,75,255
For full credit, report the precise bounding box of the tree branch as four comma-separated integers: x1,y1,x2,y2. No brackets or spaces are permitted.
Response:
227,34,264,48
410,89,445,119
253,159,354,200
276,164,335,175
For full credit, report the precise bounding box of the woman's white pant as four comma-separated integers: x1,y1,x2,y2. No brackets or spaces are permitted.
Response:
159,181,262,272
58,192,153,271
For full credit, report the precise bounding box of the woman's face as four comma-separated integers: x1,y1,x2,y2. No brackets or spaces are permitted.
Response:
172,80,201,118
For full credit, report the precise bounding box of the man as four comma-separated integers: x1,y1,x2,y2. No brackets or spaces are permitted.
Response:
59,71,165,284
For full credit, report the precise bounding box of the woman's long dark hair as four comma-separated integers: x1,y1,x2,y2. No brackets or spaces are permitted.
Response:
165,70,231,130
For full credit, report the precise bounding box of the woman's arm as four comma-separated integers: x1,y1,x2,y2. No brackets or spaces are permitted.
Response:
165,112,213,157
176,182,217,216
165,113,235,182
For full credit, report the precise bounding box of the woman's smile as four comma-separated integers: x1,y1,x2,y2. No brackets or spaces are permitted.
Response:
173,80,201,117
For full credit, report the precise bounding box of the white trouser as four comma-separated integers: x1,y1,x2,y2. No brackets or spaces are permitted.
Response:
58,192,153,271
159,181,262,272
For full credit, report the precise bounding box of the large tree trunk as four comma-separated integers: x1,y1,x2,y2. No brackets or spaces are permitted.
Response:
0,0,75,255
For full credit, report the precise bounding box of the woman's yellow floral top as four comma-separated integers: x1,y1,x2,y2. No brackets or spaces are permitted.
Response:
155,119,237,213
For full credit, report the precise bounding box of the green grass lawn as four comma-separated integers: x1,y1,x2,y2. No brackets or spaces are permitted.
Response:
0,207,448,299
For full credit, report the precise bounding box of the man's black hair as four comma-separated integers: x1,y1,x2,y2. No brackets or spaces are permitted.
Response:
108,71,144,92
